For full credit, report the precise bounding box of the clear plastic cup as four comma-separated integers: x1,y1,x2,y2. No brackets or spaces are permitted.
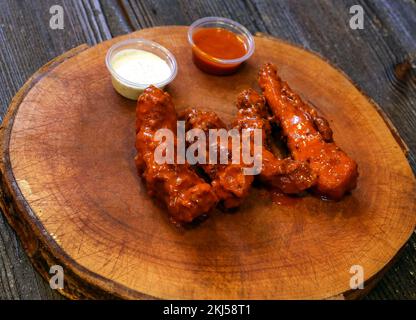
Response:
188,17,255,75
105,39,178,100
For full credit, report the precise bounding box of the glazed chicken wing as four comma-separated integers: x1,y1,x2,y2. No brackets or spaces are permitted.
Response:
234,89,317,194
135,86,218,223
258,63,358,199
180,108,254,209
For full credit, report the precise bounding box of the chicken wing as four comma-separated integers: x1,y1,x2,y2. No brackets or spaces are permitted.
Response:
135,86,218,223
180,108,254,209
258,63,358,200
234,89,317,194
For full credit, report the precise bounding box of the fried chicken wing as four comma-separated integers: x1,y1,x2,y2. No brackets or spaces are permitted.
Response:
180,108,254,209
258,63,358,200
135,86,218,223
234,89,317,194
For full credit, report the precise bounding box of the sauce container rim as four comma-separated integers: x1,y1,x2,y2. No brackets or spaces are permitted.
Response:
188,16,255,64
105,38,178,89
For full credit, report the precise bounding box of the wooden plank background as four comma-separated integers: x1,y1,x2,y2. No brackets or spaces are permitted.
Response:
0,0,415,299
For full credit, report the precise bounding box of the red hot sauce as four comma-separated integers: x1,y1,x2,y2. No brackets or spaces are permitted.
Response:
191,28,248,75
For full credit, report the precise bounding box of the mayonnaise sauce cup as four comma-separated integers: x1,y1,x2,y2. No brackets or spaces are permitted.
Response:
105,39,178,100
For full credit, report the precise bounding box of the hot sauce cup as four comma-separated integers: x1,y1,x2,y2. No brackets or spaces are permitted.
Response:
188,17,255,75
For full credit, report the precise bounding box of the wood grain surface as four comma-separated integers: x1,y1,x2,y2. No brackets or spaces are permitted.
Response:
0,0,415,299
1,26,415,300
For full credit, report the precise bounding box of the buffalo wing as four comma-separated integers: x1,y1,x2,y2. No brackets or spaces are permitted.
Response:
258,63,358,199
234,89,317,194
180,108,254,209
135,86,218,222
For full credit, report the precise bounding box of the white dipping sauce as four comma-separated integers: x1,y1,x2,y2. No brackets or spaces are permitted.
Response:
111,49,171,85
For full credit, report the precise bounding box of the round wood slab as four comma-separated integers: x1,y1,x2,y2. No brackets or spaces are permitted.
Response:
1,26,415,300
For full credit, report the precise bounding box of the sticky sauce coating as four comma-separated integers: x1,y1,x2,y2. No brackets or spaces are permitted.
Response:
135,86,218,223
258,63,359,200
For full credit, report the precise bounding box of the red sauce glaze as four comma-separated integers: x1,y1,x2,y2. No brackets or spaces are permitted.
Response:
269,189,300,206
258,63,359,200
191,28,248,75
257,188,301,206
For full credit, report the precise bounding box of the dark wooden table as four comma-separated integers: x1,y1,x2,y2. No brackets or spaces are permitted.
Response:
0,0,415,300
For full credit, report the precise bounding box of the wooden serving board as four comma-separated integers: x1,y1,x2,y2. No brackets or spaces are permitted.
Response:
0,26,415,300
